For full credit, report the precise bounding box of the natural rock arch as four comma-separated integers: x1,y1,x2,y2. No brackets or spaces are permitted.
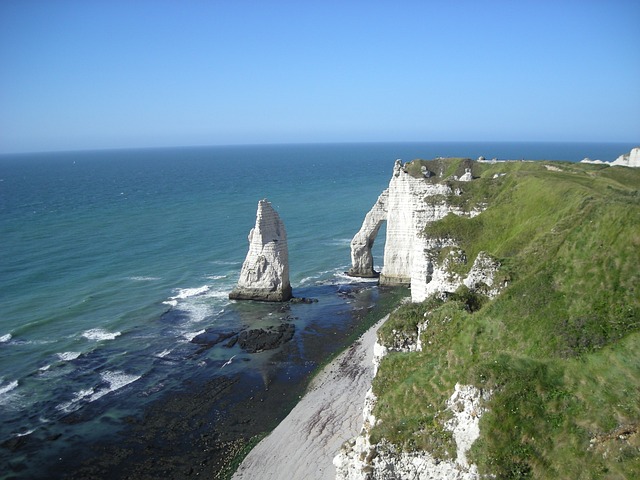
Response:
347,189,388,278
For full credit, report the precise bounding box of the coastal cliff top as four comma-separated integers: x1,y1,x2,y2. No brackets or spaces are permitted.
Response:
371,158,640,478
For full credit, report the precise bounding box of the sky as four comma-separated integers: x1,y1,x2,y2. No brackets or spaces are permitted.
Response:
1,0,639,154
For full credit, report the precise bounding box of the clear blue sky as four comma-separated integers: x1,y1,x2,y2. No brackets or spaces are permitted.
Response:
1,0,638,153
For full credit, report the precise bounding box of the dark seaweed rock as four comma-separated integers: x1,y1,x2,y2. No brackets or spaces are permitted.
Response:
289,297,318,304
191,331,238,349
237,324,295,353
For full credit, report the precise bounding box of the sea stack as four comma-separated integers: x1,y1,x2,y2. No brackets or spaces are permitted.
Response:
229,199,292,302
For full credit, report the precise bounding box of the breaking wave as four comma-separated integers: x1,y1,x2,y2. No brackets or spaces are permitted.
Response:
0,380,18,397
81,329,122,341
182,329,205,342
163,285,210,307
56,351,82,362
56,370,141,413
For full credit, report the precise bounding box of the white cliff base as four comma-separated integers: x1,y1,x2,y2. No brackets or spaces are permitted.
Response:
229,199,292,302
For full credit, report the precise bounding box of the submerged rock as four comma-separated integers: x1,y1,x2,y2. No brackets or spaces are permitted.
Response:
230,199,292,302
235,324,296,353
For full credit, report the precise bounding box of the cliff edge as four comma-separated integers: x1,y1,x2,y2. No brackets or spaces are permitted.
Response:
338,156,640,479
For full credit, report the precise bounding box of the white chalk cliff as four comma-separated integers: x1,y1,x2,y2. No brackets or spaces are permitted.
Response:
334,330,490,480
349,160,492,302
380,160,455,286
612,147,640,167
229,199,292,302
348,190,389,277
580,147,640,167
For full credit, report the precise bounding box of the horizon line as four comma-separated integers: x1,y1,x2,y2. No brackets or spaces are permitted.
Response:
2,139,639,157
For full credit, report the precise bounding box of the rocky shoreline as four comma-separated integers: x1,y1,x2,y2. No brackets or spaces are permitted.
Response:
232,316,389,480
15,283,393,480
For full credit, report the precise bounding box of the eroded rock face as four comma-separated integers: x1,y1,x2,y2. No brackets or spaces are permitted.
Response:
334,336,490,480
349,160,456,285
350,160,481,293
348,190,388,278
380,160,455,286
229,199,292,302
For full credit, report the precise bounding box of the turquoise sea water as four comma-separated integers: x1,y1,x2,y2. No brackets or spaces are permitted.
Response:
0,142,633,477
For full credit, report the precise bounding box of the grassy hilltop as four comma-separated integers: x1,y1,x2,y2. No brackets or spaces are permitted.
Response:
372,159,640,478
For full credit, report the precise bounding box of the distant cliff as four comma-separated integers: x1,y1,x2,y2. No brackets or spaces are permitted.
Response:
581,146,640,167
340,156,640,479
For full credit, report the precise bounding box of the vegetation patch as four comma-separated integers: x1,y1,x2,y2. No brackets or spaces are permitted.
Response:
371,159,640,478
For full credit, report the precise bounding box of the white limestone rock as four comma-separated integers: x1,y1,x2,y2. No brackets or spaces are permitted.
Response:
580,157,606,165
581,147,640,167
349,159,488,299
379,160,454,285
612,147,640,167
335,315,490,480
334,370,489,480
348,189,389,277
229,199,292,302
458,168,473,182
463,252,501,298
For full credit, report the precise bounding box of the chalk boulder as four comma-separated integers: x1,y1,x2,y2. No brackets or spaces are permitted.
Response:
229,199,292,302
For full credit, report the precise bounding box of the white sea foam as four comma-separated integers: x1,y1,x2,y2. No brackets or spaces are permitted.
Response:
163,284,231,330
299,265,379,287
204,289,231,300
182,329,205,342
205,274,228,281
172,285,210,299
0,333,12,343
156,349,172,358
333,270,379,284
90,371,141,402
39,364,51,372
81,328,121,341
57,351,82,361
163,285,211,307
184,303,213,323
57,388,95,413
325,238,353,246
57,370,141,413
0,380,18,396
0,379,21,408
128,276,161,281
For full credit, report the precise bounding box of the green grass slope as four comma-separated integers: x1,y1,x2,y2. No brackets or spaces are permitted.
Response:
372,159,640,479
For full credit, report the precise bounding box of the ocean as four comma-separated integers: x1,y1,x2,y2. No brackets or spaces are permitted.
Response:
0,141,633,478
